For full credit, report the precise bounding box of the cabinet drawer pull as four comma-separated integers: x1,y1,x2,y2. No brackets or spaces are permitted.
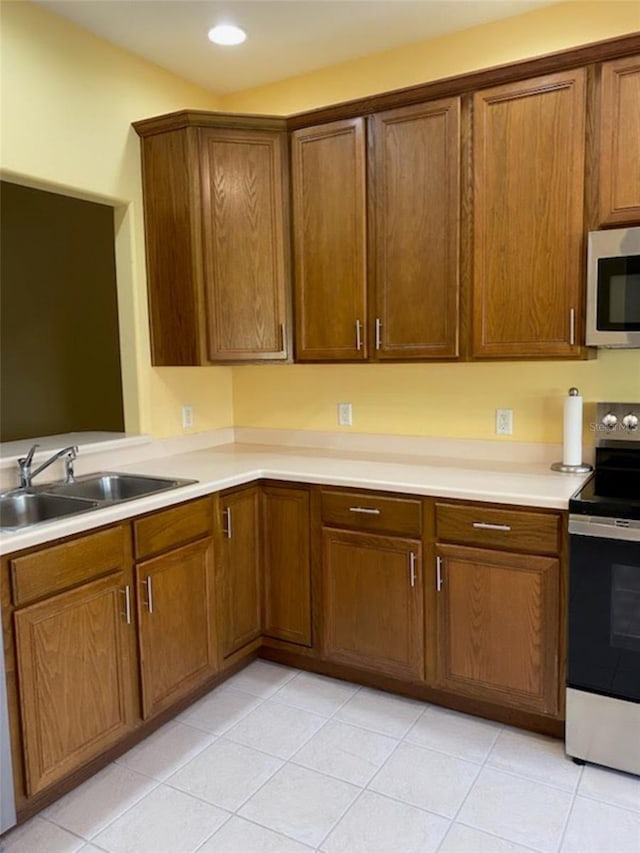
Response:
409,552,417,588
142,576,153,614
355,320,363,351
349,506,381,515
436,556,443,591
472,522,511,532
121,585,131,625
375,318,382,350
223,507,232,538
279,322,286,354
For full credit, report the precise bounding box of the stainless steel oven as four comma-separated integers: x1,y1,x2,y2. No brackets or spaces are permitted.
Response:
567,403,640,775
586,227,640,348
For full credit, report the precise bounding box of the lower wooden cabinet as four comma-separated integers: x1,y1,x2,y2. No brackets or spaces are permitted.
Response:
434,544,560,715
262,485,312,646
218,486,262,657
136,538,216,719
14,572,136,796
322,529,424,680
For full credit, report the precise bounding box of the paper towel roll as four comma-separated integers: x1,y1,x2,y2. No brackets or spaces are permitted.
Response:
563,389,583,467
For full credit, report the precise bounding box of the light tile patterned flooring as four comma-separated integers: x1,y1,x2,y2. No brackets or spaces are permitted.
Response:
2,661,639,853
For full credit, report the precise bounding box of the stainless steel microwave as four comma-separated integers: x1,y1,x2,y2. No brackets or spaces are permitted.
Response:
586,227,640,348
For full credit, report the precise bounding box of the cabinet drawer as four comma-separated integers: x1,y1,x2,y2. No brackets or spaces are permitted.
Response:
11,525,128,606
134,497,213,560
436,503,561,555
321,490,422,537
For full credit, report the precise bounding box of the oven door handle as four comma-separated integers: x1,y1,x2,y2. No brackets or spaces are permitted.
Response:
569,516,640,542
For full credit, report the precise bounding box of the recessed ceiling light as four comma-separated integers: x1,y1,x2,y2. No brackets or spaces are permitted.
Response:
208,24,247,46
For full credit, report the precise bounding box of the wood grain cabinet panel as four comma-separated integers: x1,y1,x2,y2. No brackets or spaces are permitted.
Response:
262,486,311,646
136,538,216,719
370,99,461,358
134,497,213,561
322,529,423,680
218,486,262,657
435,503,561,555
14,573,135,796
199,128,289,359
434,544,559,715
135,117,290,364
292,118,368,360
321,490,422,537
598,55,640,225
472,70,586,357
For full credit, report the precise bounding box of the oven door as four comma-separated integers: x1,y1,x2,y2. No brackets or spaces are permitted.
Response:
569,516,640,703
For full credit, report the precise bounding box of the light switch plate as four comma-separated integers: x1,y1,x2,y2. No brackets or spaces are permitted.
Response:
182,405,193,429
338,402,353,426
496,408,513,435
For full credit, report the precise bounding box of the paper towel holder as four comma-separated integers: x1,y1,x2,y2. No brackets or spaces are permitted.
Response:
551,387,594,474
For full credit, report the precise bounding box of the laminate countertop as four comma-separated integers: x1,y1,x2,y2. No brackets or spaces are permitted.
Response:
0,442,590,555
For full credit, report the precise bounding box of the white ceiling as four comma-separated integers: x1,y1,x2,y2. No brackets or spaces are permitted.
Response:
38,1,559,95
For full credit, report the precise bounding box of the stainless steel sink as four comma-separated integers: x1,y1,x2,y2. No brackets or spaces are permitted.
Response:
48,473,192,502
0,492,99,530
0,472,198,531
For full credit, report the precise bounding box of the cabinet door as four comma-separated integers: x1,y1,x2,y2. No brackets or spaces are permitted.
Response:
137,538,216,719
219,486,262,657
262,486,312,646
292,118,368,360
14,573,135,796
599,56,640,225
370,99,460,359
472,71,586,357
199,128,289,360
322,529,423,680
435,544,559,715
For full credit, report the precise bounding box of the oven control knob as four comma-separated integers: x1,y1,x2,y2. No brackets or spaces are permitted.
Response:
602,412,618,429
622,413,639,431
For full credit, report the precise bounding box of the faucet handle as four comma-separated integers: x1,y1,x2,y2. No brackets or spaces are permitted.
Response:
18,443,40,467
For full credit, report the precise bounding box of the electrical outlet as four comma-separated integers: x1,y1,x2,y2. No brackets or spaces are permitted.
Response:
338,402,353,427
496,408,513,435
182,404,193,429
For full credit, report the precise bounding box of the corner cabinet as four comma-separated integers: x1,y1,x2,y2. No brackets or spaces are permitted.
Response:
598,55,640,226
134,113,291,364
471,70,587,358
291,118,368,361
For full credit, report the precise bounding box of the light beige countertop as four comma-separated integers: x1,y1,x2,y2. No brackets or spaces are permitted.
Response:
0,441,590,556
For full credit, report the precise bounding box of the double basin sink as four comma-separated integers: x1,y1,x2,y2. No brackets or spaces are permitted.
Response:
0,473,197,531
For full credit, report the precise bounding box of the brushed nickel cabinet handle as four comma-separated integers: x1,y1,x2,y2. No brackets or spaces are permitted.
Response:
436,556,443,591
223,507,232,538
569,308,576,346
121,585,131,625
355,320,363,351
279,322,286,354
409,552,417,588
142,576,153,614
349,506,381,515
472,522,511,532
375,318,382,350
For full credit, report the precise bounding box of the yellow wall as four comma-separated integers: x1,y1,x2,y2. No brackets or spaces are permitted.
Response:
0,0,232,437
2,1,639,444
226,0,640,444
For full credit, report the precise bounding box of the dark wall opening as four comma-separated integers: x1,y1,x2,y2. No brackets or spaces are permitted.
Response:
0,181,125,441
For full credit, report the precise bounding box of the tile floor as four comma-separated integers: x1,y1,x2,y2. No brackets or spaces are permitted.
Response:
2,661,639,853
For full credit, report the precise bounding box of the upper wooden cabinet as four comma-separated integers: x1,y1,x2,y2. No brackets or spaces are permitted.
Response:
370,99,461,359
291,104,461,362
472,70,587,358
134,114,290,364
292,118,368,360
598,55,640,226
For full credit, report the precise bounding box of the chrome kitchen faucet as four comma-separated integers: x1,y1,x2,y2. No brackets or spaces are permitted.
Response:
17,444,79,488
